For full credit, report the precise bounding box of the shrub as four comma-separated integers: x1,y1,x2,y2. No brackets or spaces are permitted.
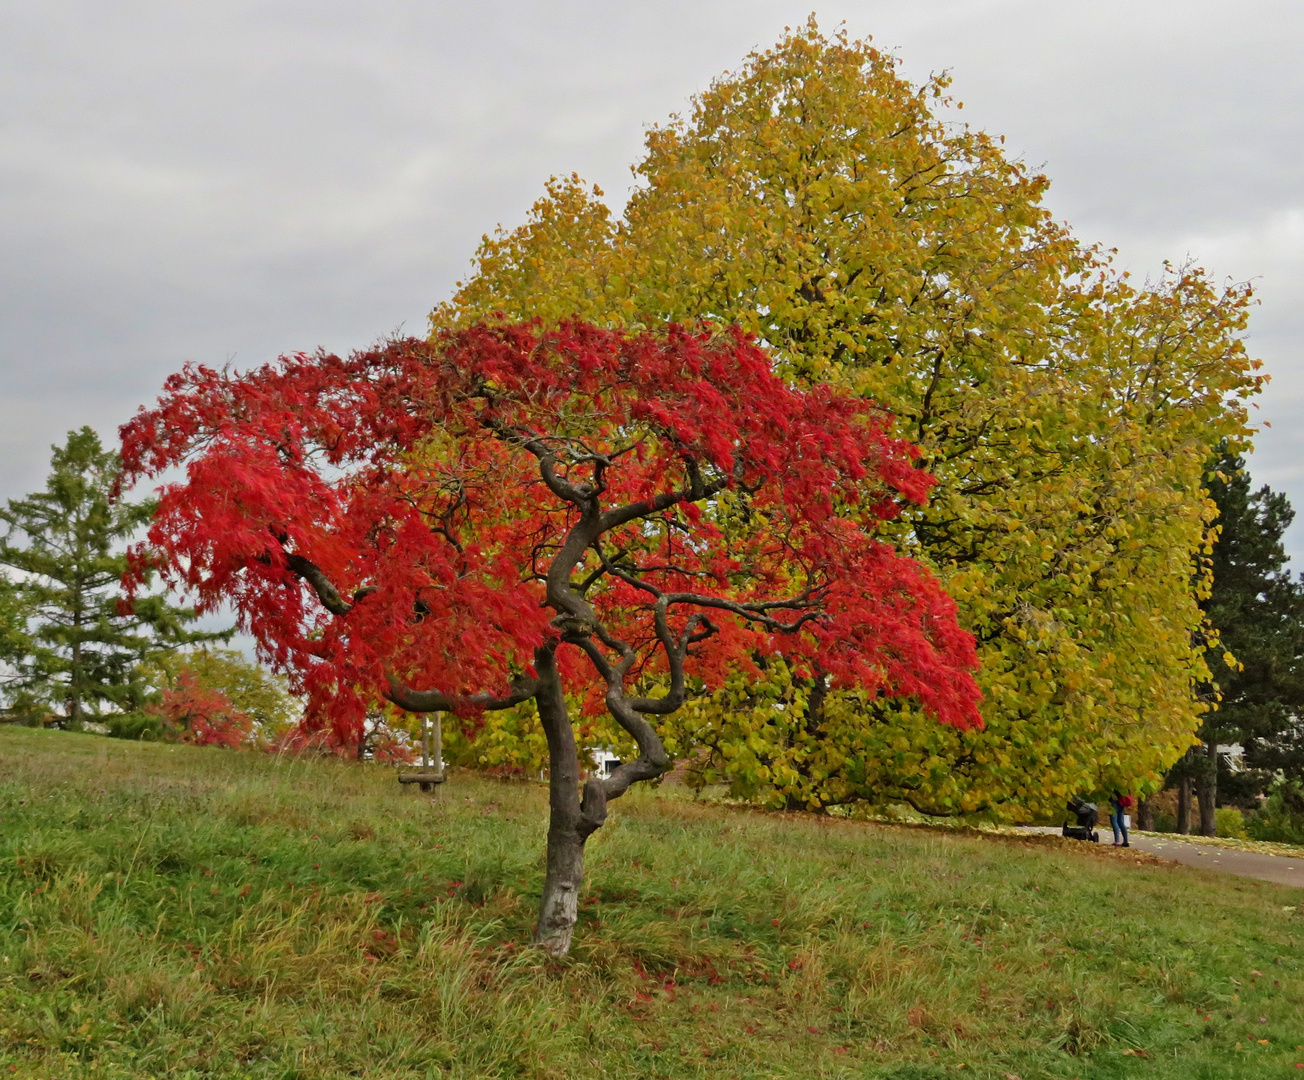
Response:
1214,807,1248,839
1,692,53,728
1247,814,1304,845
1245,777,1304,845
105,711,166,741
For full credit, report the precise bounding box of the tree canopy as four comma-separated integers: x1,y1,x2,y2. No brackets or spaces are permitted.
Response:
1199,446,1304,808
432,22,1263,816
119,321,980,953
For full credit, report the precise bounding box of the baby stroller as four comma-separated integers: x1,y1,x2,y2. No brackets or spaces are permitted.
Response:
1062,797,1100,842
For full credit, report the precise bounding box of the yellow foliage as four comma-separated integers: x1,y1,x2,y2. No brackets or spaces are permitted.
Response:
431,21,1261,819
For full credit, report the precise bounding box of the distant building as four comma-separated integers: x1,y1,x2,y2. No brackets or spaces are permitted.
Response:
587,748,622,777
1217,743,1245,772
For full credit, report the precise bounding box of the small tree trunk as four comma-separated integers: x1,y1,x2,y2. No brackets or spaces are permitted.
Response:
67,615,84,731
538,811,586,956
1196,743,1218,837
532,646,588,957
1177,775,1193,834
67,642,85,732
1136,798,1155,831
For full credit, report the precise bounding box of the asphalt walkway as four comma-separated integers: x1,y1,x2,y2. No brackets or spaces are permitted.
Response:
1019,826,1304,890
1124,833,1304,890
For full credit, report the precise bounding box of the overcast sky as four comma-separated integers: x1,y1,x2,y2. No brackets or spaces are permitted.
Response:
3,1,1301,558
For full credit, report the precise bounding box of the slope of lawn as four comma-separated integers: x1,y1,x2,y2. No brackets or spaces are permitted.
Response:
1,725,1302,1080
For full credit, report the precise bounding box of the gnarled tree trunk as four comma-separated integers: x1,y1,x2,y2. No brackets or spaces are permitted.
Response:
533,646,588,956
530,642,673,956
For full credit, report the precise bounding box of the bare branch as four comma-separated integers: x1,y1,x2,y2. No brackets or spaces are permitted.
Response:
571,638,674,839
662,589,827,633
384,671,540,713
283,552,355,616
278,543,536,714
594,541,662,599
481,417,594,507
575,545,627,595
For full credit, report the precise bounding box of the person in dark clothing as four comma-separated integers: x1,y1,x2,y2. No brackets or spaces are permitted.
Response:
1109,792,1133,847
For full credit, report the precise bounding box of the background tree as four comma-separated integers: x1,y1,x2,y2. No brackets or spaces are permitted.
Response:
433,22,1262,817
1248,776,1304,844
148,670,254,748
0,428,218,728
1183,445,1304,834
120,323,981,954
147,647,300,737
0,575,31,718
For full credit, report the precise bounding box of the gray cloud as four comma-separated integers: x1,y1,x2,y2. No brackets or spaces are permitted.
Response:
3,0,1301,552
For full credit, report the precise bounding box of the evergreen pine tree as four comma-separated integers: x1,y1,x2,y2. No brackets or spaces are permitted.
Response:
0,427,221,728
1187,444,1304,833
0,574,30,715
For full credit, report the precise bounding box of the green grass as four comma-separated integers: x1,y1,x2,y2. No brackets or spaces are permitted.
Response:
1,726,1302,1079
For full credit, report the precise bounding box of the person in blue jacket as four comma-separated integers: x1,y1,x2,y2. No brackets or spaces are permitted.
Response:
1109,791,1133,847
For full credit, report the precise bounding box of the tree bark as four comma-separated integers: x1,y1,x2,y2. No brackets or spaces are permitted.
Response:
532,645,588,957
1176,774,1193,834
1136,798,1155,831
67,589,85,732
67,636,84,732
1196,742,1218,837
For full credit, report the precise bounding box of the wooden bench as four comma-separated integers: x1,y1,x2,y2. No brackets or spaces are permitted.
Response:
398,769,446,792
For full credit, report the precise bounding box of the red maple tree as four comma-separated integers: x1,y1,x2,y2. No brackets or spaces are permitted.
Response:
150,670,253,749
119,322,980,954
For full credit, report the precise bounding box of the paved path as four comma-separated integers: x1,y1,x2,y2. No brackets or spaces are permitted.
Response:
1018,827,1304,890
1125,834,1304,890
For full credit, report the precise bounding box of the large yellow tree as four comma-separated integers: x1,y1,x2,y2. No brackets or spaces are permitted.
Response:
431,23,1262,818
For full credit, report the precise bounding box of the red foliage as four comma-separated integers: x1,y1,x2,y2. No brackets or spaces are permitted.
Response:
264,724,336,757
120,322,980,744
151,670,253,748
369,725,418,764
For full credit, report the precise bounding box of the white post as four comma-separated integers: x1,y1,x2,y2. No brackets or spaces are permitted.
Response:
432,711,444,779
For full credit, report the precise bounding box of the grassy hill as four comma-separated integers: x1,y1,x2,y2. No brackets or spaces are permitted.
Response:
1,725,1302,1079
